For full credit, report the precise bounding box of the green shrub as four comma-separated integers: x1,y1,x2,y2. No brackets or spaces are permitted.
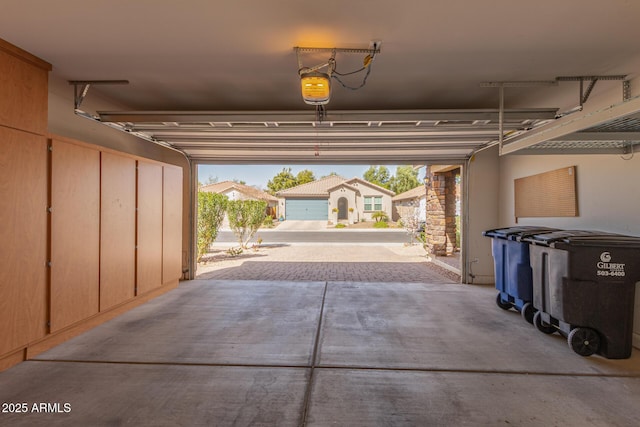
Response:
373,221,389,228
372,211,388,223
226,247,243,257
227,199,268,249
197,192,228,262
335,223,346,228
263,215,274,228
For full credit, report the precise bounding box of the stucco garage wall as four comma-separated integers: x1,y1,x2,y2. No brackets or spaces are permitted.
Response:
464,145,500,285
498,152,640,349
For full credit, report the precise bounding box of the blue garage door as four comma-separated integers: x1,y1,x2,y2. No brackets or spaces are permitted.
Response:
285,199,328,220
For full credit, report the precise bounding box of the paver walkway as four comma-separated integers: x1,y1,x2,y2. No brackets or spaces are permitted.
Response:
197,244,460,282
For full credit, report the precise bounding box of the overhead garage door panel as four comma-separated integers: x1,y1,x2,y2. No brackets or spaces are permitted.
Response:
286,199,328,220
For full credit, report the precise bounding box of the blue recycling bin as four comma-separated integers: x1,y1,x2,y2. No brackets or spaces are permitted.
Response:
483,226,558,323
526,230,640,358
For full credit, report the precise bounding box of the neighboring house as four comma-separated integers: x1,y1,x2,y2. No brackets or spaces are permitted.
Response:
392,185,427,222
200,181,278,218
276,175,395,223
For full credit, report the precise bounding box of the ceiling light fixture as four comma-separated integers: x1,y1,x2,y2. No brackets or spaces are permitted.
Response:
295,43,381,108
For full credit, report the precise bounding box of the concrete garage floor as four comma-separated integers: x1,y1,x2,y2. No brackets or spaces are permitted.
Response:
1,277,640,426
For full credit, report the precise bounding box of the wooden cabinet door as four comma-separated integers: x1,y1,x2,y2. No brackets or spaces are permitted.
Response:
0,44,50,135
0,127,47,355
50,138,100,331
137,161,163,294
100,152,136,310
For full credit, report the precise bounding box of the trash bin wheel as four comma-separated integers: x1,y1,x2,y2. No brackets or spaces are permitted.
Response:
496,293,511,310
520,302,535,324
533,311,555,334
567,327,600,357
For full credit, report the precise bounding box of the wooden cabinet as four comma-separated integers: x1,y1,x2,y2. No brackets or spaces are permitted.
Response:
137,161,164,294
0,37,185,370
0,127,48,355
50,138,100,332
100,152,136,310
0,40,51,135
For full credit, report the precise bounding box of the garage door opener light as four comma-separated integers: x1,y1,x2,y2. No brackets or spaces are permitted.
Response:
295,43,381,107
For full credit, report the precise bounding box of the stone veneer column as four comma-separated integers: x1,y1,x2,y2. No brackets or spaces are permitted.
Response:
426,169,459,256
426,173,446,255
444,170,458,256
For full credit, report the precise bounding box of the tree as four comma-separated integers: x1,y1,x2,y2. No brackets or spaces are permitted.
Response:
226,200,267,248
390,165,420,194
266,167,297,194
197,192,228,261
198,174,219,188
363,165,391,189
296,169,315,185
321,172,339,178
400,203,421,244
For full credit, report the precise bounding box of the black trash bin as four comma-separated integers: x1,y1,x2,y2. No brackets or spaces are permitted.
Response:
483,226,558,323
526,230,640,358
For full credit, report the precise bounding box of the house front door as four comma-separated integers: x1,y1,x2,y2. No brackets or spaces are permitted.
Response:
338,197,348,220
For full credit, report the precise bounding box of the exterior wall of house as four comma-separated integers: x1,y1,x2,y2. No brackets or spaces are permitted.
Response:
328,187,359,224
277,197,286,220
349,181,393,222
223,189,242,200
394,198,426,222
418,197,426,222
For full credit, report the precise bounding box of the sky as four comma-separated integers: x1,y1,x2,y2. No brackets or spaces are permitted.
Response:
198,164,426,190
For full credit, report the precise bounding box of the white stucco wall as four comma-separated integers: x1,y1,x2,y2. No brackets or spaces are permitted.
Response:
348,181,393,222
498,154,640,234
394,197,427,223
328,186,359,224
465,145,500,285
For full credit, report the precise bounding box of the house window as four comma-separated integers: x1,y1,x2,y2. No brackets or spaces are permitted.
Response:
364,196,382,211
374,197,382,211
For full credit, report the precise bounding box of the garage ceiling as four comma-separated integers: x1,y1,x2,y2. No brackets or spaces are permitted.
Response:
2,0,640,162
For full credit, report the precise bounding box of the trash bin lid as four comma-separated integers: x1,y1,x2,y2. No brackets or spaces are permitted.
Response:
524,230,640,248
483,226,559,241
555,233,640,248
